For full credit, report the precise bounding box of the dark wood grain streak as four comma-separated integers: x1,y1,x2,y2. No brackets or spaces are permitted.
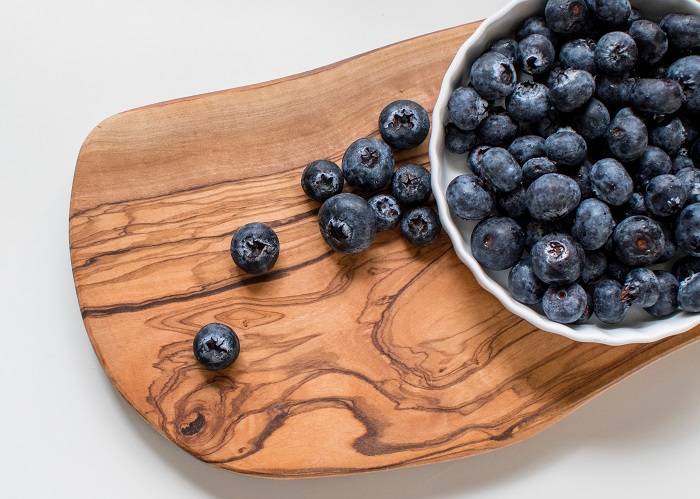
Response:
70,20,700,478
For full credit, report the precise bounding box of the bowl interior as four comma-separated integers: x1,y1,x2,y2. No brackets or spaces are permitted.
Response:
430,0,700,345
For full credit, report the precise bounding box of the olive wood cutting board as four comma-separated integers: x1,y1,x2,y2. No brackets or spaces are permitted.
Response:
70,20,700,478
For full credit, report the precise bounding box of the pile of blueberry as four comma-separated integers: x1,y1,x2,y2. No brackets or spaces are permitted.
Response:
445,0,700,325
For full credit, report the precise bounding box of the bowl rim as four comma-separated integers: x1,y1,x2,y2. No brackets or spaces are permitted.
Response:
429,0,700,346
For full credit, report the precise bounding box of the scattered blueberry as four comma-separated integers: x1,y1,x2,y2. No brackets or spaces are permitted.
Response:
590,158,633,205
301,160,344,202
548,68,596,112
544,129,588,166
572,98,610,140
522,157,557,185
545,0,590,36
507,82,552,123
481,147,522,192
613,215,665,266
645,271,679,317
650,117,687,155
230,223,280,275
676,203,700,256
342,138,394,192
644,174,687,217
606,107,648,162
678,273,700,312
477,111,519,146
368,194,401,231
527,173,581,221
400,206,441,246
531,233,583,284
572,198,615,250
318,193,376,253
585,0,630,26
659,14,700,51
543,282,588,323
508,135,546,165
471,217,525,270
676,168,700,204
470,51,517,100
628,20,668,65
379,100,430,150
392,164,431,206
636,146,672,186
445,123,477,154
621,268,660,307
490,38,519,61
593,279,629,323
560,38,597,73
581,250,608,284
447,174,496,220
193,323,240,370
595,31,638,76
448,87,489,131
630,78,683,116
509,257,547,305
517,34,556,75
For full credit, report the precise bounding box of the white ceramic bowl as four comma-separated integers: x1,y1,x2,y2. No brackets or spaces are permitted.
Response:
430,0,700,345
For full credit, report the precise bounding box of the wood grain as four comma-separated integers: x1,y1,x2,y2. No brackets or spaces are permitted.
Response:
70,20,700,478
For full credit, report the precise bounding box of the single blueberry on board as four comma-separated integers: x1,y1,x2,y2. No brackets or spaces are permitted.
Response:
368,194,402,231
193,323,240,370
447,87,489,132
391,164,431,206
526,173,581,221
508,257,547,305
471,217,525,270
301,160,344,202
230,222,280,275
548,68,595,112
480,147,523,193
621,268,660,308
644,174,687,218
678,273,700,313
606,107,648,163
645,271,679,318
470,51,518,101
593,279,630,324
543,283,588,324
318,193,377,253
445,123,477,154
522,157,557,186
572,198,615,251
531,232,583,284
628,20,668,65
342,138,394,192
595,32,638,76
676,203,700,257
517,34,556,76
446,174,496,221
379,100,430,150
400,206,441,247
544,0,590,36
613,215,665,266
508,135,546,165
544,129,588,166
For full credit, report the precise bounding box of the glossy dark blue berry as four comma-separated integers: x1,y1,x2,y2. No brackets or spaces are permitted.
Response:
596,75,634,108
342,138,394,192
400,206,441,246
525,220,556,250
469,145,491,177
301,160,344,202
470,51,517,100
660,14,700,51
572,98,610,141
498,187,528,218
625,191,648,216
628,20,668,65
445,123,477,154
368,194,401,231
666,56,700,115
481,147,522,192
379,100,430,150
544,129,587,166
590,158,633,206
517,16,555,42
673,255,700,281
630,78,684,116
606,107,648,162
548,69,595,112
508,135,546,165
678,273,700,312
471,217,525,270
572,198,615,250
517,34,556,76
650,118,687,155
446,174,496,220
318,193,376,253
477,112,519,147
391,164,431,206
593,279,629,323
543,282,588,323
522,157,557,185
448,87,489,131
676,168,700,204
621,268,660,307
545,0,589,35
581,250,608,284
645,271,679,318
595,32,638,76
490,38,519,61
644,174,687,217
560,38,597,73
585,0,630,26
613,215,665,266
676,203,700,257
193,323,240,370
508,257,547,305
507,82,552,124
231,223,280,275
531,232,583,284
636,146,672,186
526,173,581,221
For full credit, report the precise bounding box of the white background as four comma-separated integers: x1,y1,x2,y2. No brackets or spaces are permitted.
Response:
2,1,699,497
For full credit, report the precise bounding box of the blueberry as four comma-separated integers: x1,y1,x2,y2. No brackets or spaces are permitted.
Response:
318,193,376,253
613,215,665,266
544,0,589,35
378,100,430,150
678,273,700,312
507,82,552,123
391,164,431,205
628,20,668,65
606,107,648,162
572,98,610,141
544,129,588,166
575,289,594,323
572,198,615,250
666,56,700,114
468,145,491,178
585,0,630,26
548,68,596,112
531,233,583,284
368,194,401,231
673,148,695,173
625,191,648,216
445,123,477,154
470,51,517,101
606,260,630,282
644,271,679,317
193,323,240,370
590,158,633,206
498,187,528,218
508,257,547,304
581,250,608,284
522,157,557,185
593,279,629,323
508,135,546,165
636,146,672,186
595,32,638,76
342,138,394,192
626,8,642,27
650,118,687,155
660,14,700,51
621,268,660,307
673,255,700,281
676,203,700,256
543,283,588,323
644,174,687,217
517,34,556,76
400,206,441,246
573,161,594,199
448,87,489,131
477,112,519,146
525,220,557,250
471,217,525,270
560,39,597,73
596,75,634,108
658,223,677,264
490,38,519,61
676,168,700,204
532,108,564,138
630,78,684,116
230,223,280,274
527,173,581,221
301,160,344,202
517,16,555,42
480,147,522,192
446,174,495,220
